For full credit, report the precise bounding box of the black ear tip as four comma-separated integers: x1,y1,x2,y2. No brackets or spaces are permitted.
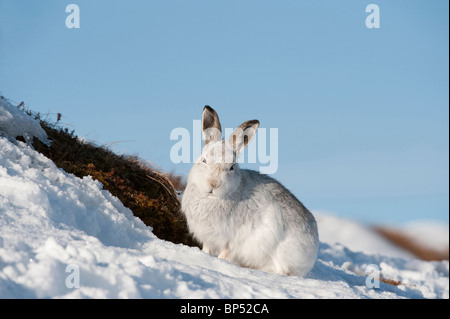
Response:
204,105,219,115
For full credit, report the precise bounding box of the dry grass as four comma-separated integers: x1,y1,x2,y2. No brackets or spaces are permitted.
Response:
374,226,449,261
31,119,198,248
379,277,401,286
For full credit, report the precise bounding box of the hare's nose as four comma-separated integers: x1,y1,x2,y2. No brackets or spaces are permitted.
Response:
209,179,221,189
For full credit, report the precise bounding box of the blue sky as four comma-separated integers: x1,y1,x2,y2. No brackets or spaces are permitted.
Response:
0,0,448,224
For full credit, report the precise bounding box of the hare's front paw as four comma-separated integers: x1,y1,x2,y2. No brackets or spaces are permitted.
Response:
202,244,211,254
218,248,229,260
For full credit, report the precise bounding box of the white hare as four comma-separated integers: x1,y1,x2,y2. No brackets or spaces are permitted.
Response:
182,106,319,276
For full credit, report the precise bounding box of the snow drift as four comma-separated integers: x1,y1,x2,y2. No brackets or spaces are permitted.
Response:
0,96,448,299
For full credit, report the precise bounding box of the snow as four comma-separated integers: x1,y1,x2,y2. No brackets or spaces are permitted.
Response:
399,221,449,252
0,100,448,299
0,97,49,146
315,212,415,259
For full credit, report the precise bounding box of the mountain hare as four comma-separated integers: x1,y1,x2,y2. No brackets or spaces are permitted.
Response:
182,106,319,276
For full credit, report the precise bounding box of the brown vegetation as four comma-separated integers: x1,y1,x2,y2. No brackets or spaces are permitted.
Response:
379,277,401,286
374,226,449,261
31,120,198,248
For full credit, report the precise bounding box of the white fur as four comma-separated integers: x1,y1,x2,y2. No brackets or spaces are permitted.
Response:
182,107,319,276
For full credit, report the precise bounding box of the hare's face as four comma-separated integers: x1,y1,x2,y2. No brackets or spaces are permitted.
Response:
194,140,241,197
191,105,259,197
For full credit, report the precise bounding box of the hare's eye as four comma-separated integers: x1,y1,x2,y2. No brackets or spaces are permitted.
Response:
229,164,235,171
202,158,207,164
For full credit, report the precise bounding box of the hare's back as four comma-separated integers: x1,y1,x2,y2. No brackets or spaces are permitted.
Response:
240,169,314,223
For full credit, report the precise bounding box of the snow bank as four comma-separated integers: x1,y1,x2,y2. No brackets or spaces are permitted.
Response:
315,213,415,259
0,102,448,299
400,221,449,252
0,97,49,146
0,137,448,299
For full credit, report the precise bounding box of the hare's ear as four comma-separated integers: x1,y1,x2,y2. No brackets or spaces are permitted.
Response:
229,120,259,154
202,105,222,145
